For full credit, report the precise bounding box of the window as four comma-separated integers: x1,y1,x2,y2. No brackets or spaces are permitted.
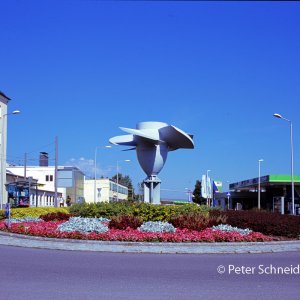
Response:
46,175,54,182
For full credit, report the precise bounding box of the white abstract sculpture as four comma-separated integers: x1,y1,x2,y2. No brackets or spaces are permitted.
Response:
109,121,194,204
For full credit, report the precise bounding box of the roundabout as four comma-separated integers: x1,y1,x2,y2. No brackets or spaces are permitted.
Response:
1,231,300,254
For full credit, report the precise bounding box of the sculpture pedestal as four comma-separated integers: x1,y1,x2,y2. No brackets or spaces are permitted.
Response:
143,176,161,204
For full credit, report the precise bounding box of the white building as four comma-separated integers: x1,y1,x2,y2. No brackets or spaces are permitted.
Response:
0,91,10,208
6,170,61,207
7,164,85,206
84,178,128,203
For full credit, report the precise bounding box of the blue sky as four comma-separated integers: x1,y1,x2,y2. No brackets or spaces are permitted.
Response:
1,1,300,199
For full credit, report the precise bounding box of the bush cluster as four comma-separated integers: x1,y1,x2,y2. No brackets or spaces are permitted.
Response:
223,210,300,238
169,212,227,231
0,210,5,220
69,202,211,221
40,212,72,222
109,215,142,230
0,207,69,220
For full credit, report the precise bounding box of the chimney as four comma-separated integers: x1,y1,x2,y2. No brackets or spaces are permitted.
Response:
39,152,49,167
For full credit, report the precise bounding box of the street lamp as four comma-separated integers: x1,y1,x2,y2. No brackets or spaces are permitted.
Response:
273,113,295,215
206,170,211,207
258,159,264,210
226,180,230,210
94,145,111,203
116,159,130,202
185,188,192,202
0,110,21,209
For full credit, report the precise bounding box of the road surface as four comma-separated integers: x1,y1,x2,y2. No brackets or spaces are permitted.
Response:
0,245,299,299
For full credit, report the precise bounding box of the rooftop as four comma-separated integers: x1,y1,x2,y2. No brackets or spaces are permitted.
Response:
230,174,300,190
0,91,11,100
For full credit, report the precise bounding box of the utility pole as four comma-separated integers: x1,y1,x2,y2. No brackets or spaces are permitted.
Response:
54,136,58,207
258,159,264,210
24,152,27,180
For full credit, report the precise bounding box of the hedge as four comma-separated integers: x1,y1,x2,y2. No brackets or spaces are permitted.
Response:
223,210,300,238
0,207,69,220
69,202,212,221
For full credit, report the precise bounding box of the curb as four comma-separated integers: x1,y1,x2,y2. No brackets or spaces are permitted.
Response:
1,231,300,254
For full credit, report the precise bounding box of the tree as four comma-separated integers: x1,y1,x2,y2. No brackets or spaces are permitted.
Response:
193,179,206,205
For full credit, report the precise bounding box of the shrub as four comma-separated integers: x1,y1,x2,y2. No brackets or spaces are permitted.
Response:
224,210,300,238
109,214,143,230
57,217,109,234
40,212,72,222
0,210,5,220
10,207,69,219
169,212,227,231
138,221,176,233
69,202,211,221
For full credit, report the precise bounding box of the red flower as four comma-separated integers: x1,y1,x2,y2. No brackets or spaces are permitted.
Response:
0,220,273,243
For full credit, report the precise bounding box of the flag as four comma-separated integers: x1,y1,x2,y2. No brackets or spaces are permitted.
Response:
213,181,219,193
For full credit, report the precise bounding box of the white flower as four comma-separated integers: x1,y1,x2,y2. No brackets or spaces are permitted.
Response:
138,221,176,233
58,217,109,233
212,224,252,235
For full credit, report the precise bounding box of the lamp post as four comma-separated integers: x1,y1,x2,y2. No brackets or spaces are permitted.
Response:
185,188,192,202
94,145,111,203
258,159,264,210
116,159,130,202
273,113,295,215
206,170,211,207
0,110,21,209
226,181,230,210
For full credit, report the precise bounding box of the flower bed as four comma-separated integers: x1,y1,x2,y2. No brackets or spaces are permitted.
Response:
0,220,272,243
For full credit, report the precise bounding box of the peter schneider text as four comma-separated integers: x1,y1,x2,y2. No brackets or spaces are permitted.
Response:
217,264,300,275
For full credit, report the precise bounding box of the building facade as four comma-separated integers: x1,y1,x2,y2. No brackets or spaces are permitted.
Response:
84,178,128,203
0,91,9,208
6,170,62,207
7,165,85,206
215,174,300,214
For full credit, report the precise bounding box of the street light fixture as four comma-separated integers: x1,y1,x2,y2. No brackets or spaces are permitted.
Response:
226,180,230,210
0,110,21,209
185,187,192,203
94,145,111,203
258,159,264,210
116,159,130,202
273,113,295,215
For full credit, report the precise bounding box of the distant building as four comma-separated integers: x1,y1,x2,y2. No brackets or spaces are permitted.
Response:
7,153,85,206
84,178,128,203
6,170,61,207
215,174,300,214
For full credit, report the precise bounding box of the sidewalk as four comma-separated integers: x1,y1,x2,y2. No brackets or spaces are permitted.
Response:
1,231,300,254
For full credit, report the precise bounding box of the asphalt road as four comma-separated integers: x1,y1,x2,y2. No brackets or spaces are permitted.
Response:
0,245,299,300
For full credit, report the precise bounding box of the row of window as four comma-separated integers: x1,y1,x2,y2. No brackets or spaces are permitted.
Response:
109,182,128,195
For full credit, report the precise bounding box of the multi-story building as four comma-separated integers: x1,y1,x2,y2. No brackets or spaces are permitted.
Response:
84,178,128,203
7,153,85,206
0,91,10,208
6,170,61,207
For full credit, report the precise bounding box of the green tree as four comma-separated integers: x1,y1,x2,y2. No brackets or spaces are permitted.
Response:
193,179,206,205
